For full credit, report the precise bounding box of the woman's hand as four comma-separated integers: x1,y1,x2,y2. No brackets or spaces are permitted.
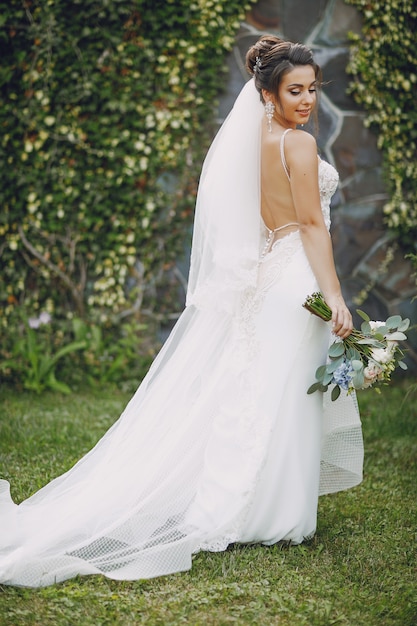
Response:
325,293,353,339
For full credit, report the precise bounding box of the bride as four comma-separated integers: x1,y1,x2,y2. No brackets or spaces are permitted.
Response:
0,35,363,587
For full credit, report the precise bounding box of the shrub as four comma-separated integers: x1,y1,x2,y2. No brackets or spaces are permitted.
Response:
0,0,253,387
346,0,417,252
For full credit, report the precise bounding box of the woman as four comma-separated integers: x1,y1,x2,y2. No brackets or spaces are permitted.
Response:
0,36,363,587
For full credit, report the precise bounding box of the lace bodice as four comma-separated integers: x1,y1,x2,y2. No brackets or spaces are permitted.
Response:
318,158,339,229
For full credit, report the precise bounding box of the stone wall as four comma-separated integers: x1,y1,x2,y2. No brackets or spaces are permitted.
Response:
218,0,417,367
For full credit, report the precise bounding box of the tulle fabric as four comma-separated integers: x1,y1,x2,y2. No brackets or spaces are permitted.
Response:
0,80,363,588
186,79,263,314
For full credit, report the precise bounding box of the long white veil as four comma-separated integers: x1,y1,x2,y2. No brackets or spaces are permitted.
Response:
187,78,264,313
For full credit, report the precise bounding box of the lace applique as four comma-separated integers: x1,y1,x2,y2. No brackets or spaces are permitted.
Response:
318,159,339,230
194,282,277,552
195,379,272,552
258,231,302,294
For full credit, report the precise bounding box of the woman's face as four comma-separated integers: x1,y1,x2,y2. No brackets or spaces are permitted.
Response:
273,65,317,127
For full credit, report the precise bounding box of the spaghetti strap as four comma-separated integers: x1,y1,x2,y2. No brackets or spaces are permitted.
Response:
280,128,292,181
262,219,299,235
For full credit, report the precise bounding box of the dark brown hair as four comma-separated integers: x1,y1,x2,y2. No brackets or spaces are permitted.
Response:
245,35,322,106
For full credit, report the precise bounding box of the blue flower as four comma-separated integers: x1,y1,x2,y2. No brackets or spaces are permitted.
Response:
332,360,354,390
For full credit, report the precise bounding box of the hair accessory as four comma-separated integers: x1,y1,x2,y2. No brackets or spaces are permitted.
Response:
254,56,262,73
265,101,275,133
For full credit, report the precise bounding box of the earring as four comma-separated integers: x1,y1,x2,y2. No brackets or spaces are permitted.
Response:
265,101,275,133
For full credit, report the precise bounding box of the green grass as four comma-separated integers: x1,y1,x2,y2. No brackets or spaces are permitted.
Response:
0,382,416,626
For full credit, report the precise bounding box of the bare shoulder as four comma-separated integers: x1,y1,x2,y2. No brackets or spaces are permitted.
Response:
284,129,317,156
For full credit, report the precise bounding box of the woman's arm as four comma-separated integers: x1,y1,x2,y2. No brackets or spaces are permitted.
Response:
285,130,352,339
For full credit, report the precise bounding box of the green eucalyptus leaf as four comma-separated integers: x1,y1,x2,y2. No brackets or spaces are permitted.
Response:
309,381,330,393
361,321,371,335
398,319,410,332
327,356,345,373
386,331,407,341
372,328,388,339
356,339,385,348
307,382,322,394
331,385,341,401
398,361,408,370
386,315,402,329
315,365,328,381
328,341,345,358
352,371,365,388
346,347,361,361
356,309,370,322
323,371,335,386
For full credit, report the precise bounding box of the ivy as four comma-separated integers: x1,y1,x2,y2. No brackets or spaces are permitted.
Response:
0,0,254,388
346,0,417,251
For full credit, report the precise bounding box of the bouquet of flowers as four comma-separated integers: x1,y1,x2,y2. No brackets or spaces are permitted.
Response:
303,292,409,401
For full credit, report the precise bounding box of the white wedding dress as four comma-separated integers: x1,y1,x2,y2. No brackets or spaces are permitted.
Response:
0,80,363,588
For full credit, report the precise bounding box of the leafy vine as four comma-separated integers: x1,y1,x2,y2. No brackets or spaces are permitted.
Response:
346,0,417,253
0,0,254,388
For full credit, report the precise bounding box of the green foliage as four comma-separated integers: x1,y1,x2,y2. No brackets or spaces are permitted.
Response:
1,316,86,394
346,0,417,251
69,316,155,387
0,306,158,391
0,383,416,624
0,0,253,387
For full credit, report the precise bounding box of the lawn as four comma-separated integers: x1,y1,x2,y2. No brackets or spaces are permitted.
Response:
0,382,416,625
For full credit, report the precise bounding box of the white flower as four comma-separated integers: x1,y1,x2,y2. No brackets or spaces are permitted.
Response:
369,321,385,330
39,311,51,325
364,363,381,380
28,311,51,329
124,156,136,171
371,347,392,364
362,361,384,387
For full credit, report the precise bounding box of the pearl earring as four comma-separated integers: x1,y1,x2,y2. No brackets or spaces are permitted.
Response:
265,101,275,133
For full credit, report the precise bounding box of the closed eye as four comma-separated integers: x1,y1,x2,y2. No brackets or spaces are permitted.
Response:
290,89,316,96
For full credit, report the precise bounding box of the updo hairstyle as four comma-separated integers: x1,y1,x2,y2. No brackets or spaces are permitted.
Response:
246,35,322,104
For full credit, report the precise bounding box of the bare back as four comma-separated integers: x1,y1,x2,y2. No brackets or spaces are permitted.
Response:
260,123,299,240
